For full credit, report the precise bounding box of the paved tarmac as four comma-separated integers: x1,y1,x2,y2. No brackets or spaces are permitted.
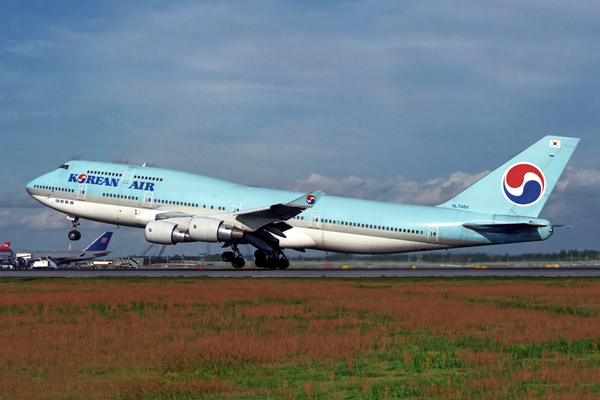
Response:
2,267,600,278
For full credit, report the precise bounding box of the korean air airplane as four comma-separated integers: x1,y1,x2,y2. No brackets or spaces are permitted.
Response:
26,136,578,269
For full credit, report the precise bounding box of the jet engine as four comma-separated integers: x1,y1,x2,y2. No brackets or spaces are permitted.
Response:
188,217,245,242
145,217,245,245
145,220,190,245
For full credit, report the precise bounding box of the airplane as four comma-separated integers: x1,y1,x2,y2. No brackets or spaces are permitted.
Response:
12,232,113,266
0,242,14,261
25,136,578,269
0,243,16,269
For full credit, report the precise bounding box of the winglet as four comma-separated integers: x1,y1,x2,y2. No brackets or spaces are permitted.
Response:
232,191,326,223
287,191,326,208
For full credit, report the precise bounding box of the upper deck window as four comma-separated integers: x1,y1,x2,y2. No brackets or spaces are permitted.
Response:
58,164,69,170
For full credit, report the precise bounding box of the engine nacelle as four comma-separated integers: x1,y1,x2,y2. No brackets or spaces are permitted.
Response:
146,218,245,245
188,217,245,243
145,220,190,245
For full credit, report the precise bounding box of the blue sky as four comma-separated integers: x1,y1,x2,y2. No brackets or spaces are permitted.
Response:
1,0,599,257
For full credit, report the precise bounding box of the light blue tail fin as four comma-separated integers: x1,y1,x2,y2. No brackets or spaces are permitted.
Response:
84,232,113,251
436,136,579,217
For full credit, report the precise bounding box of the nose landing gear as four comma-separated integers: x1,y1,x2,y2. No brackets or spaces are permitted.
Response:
68,217,81,241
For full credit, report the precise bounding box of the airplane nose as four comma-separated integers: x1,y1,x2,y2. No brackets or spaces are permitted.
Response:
25,181,34,195
26,174,48,196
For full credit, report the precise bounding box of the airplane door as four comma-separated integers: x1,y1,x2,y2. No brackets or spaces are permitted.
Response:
77,184,87,201
310,211,321,229
232,201,242,212
427,225,439,243
122,167,136,184
143,192,153,208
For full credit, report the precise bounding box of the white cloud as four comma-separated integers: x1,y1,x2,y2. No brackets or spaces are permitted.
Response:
291,170,489,205
1,0,599,252
3,40,53,57
0,208,105,230
555,166,600,192
0,209,66,230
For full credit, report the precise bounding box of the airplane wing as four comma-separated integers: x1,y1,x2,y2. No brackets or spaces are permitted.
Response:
234,191,326,220
463,221,547,234
152,192,325,242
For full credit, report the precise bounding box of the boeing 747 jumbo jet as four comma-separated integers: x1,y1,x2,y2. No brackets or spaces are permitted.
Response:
26,136,578,269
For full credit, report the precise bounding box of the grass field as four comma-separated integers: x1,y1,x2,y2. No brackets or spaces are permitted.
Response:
1,277,600,399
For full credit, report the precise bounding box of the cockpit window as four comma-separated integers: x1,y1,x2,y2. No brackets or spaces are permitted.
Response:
58,164,69,170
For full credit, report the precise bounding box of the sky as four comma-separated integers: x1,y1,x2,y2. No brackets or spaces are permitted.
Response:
1,0,599,258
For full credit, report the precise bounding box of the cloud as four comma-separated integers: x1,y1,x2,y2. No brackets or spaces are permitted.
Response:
0,192,41,208
542,166,600,221
1,0,599,253
555,166,600,192
3,39,53,57
0,209,67,230
290,166,600,225
291,170,489,205
0,208,107,231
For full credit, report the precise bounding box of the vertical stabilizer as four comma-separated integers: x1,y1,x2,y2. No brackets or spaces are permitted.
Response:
436,136,579,217
84,232,113,251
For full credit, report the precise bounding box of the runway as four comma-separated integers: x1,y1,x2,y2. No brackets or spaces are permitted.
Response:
2,267,600,278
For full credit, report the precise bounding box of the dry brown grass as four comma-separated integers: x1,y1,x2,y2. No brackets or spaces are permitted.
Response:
0,277,599,399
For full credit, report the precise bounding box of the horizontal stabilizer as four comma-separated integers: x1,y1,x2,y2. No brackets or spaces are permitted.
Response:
463,222,547,234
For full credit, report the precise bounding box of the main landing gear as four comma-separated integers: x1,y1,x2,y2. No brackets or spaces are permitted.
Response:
254,250,290,270
221,244,245,269
221,247,290,270
68,217,81,241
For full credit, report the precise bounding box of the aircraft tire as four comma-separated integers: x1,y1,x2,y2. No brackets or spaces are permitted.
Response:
68,231,81,241
232,258,245,269
221,251,234,262
267,259,278,270
277,259,290,270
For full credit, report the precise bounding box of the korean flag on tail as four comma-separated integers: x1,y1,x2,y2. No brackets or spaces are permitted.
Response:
549,139,561,148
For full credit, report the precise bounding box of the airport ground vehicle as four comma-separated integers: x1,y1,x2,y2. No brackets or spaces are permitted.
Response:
31,259,59,269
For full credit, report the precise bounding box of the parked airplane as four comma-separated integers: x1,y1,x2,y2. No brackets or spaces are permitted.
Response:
0,243,16,269
25,136,578,269
13,232,113,266
0,242,14,260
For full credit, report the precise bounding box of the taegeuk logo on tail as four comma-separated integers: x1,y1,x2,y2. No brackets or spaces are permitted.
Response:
501,163,546,206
